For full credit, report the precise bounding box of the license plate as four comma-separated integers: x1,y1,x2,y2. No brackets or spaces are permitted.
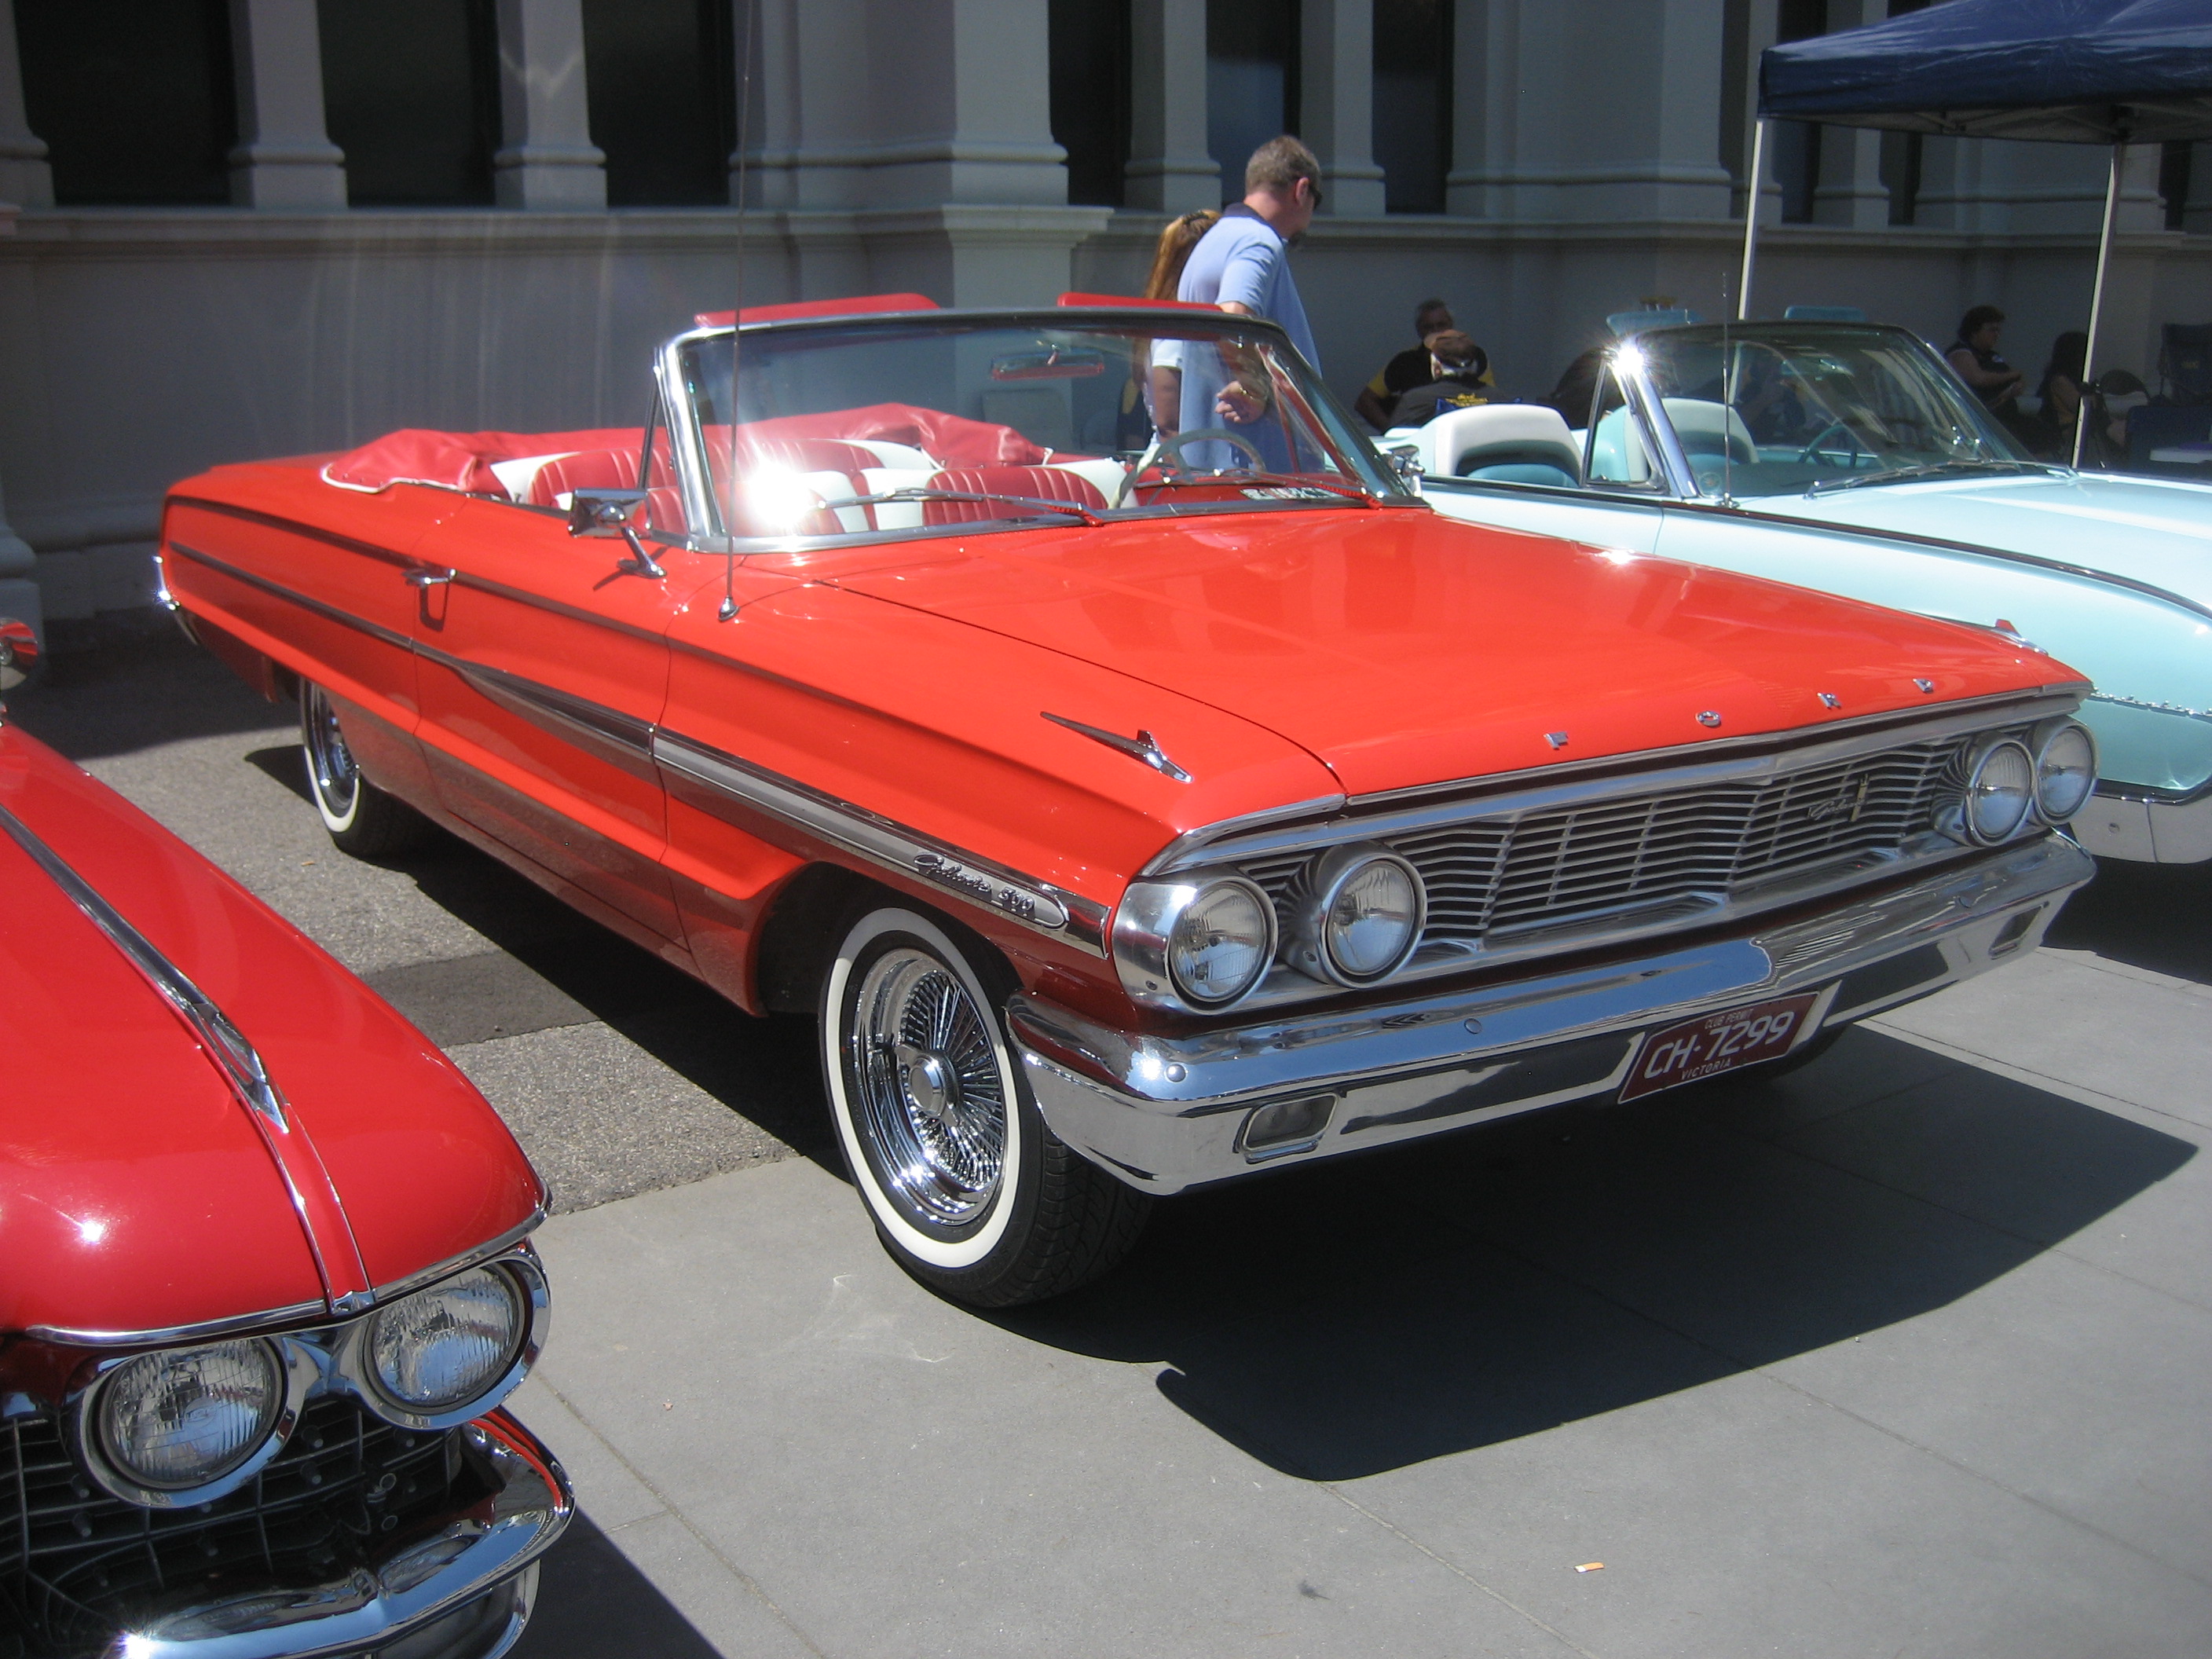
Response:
1618,992,1822,1101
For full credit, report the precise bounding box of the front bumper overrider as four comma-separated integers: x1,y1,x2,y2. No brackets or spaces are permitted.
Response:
1013,833,2093,1195
110,1409,573,1659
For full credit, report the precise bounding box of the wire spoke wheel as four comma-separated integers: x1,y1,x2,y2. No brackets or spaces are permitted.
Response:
848,947,1008,1227
819,906,1151,1306
302,683,360,822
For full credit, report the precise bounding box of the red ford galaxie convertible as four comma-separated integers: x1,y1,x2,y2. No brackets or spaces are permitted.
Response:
0,631,569,1657
159,295,2097,1307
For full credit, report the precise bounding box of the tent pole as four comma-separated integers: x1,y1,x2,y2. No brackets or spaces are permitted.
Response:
1738,119,1767,321
2072,141,2126,470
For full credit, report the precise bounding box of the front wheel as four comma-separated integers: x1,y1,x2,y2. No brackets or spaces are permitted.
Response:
300,682,432,858
819,904,1149,1306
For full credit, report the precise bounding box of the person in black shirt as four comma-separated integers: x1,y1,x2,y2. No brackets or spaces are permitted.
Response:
1356,298,1462,429
1946,305,2026,414
1389,331,1496,427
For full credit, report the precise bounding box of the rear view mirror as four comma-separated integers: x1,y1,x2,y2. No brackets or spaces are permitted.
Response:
991,349,1106,381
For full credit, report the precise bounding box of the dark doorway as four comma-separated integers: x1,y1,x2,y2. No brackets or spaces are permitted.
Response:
16,0,236,204
320,0,500,206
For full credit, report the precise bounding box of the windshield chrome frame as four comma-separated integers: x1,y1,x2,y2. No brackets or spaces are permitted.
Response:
653,308,1411,545
1613,321,2045,505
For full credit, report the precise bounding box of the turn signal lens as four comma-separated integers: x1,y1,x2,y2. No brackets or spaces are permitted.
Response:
1966,738,2035,843
1166,879,1275,1006
98,1341,281,1491
1322,855,1425,982
2031,720,2097,823
367,1265,526,1413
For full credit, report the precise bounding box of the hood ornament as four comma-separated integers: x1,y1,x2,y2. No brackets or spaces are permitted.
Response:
1042,712,1193,782
1697,710,1723,727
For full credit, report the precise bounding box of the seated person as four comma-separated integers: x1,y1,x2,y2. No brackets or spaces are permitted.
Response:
1355,298,1456,430
1388,331,1496,428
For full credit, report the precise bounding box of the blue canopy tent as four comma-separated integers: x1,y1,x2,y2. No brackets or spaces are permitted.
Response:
1742,0,2212,464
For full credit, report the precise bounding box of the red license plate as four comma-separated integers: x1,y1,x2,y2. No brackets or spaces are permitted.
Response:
1618,992,1822,1101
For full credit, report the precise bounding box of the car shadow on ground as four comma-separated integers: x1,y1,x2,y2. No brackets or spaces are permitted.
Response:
991,1027,2193,1482
2044,853,2212,987
507,1511,726,1659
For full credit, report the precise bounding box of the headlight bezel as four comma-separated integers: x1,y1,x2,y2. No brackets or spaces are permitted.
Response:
1961,734,2037,844
334,1250,551,1432
1287,844,1428,987
1112,871,1279,1013
73,1336,314,1510
2028,717,2098,824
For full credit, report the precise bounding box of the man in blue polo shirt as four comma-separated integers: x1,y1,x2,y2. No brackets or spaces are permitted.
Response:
1174,135,1323,468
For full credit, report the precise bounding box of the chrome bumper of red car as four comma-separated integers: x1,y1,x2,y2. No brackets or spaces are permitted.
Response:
106,1409,572,1659
1013,833,2094,1196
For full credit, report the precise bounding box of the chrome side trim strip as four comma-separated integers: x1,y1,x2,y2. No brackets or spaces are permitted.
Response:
0,800,290,1130
27,1300,330,1350
654,727,1112,954
167,540,416,653
414,643,659,778
0,799,374,1312
167,496,421,570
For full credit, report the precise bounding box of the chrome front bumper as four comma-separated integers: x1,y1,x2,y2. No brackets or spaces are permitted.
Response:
1013,833,2094,1195
115,1410,573,1659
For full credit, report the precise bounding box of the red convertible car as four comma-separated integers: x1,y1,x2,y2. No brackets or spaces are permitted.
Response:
0,630,569,1657
159,294,2097,1307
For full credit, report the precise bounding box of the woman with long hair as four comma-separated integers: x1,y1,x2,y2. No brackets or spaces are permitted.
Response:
2035,329,2088,460
1141,209,1219,437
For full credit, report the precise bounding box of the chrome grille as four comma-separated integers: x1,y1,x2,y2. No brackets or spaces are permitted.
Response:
0,1395,474,1659
1240,737,1963,950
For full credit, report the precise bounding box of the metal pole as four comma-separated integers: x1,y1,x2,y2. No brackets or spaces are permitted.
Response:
1738,119,1767,321
2072,141,2126,470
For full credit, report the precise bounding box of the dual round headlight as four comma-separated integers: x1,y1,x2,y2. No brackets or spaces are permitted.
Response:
97,1339,284,1495
1955,720,2099,845
365,1263,529,1416
1288,845,1428,987
87,1262,533,1502
1166,877,1276,1006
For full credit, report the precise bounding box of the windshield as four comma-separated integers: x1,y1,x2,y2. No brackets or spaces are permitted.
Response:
668,314,1410,538
1629,324,2040,500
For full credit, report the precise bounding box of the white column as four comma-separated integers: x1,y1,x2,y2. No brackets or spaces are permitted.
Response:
0,0,53,208
1299,0,1385,214
1447,0,1730,222
493,0,606,211
226,0,346,209
1124,0,1215,212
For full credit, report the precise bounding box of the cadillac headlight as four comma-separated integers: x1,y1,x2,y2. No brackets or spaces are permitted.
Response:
1165,877,1276,1007
1291,845,1426,985
2031,719,2097,823
1965,737,2035,844
97,1340,282,1492
367,1265,526,1413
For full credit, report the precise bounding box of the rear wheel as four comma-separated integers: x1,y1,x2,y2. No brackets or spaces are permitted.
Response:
300,682,432,858
819,904,1148,1306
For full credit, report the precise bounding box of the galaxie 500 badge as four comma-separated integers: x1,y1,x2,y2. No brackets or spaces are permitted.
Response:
913,852,1069,930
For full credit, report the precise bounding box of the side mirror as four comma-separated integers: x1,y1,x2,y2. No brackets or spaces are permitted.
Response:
0,617,39,695
1382,445,1424,493
566,489,665,579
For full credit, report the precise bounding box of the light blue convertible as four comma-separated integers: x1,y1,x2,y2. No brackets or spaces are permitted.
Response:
1396,320,2212,864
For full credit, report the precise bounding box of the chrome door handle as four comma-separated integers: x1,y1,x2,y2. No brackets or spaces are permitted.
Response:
405,568,455,588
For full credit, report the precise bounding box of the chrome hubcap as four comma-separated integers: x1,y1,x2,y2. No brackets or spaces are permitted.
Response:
848,948,1006,1228
303,688,358,817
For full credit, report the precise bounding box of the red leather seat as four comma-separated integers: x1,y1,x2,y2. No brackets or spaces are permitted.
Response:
921,466,1107,525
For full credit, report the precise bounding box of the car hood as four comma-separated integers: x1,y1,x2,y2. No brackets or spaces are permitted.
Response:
813,507,2077,797
0,727,541,1341
1778,471,2212,607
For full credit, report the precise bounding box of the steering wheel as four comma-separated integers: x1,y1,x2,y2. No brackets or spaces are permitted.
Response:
1156,427,1268,473
1796,419,1866,465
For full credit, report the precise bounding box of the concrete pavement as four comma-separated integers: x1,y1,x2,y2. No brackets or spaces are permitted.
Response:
13,629,2211,1657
